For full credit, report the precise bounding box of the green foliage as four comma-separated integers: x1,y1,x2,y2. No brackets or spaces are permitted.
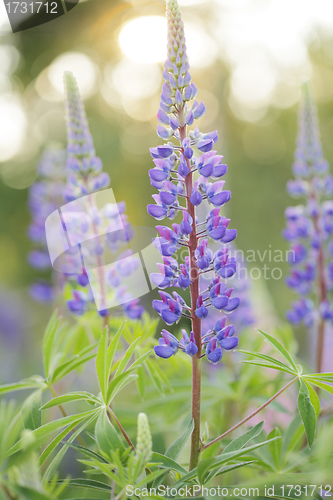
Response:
1,314,333,497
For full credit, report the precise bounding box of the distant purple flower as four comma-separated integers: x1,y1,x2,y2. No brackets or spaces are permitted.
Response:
63,72,143,320
283,82,333,334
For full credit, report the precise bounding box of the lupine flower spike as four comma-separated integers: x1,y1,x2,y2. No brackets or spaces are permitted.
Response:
147,0,240,469
283,81,333,372
28,149,67,302
63,72,143,321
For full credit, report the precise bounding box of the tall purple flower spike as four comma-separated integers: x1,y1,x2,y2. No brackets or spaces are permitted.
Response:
63,72,143,320
150,0,240,364
283,81,333,371
28,149,67,303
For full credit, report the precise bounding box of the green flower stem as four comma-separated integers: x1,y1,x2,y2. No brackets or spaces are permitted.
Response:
179,124,202,471
200,377,298,452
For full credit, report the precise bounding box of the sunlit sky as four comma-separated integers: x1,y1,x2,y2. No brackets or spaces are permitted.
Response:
1,0,333,184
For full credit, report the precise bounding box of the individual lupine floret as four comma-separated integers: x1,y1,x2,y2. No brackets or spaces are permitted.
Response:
63,72,143,320
148,0,239,366
283,81,333,372
28,149,67,303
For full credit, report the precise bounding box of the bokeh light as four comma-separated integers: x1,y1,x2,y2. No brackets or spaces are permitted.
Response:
48,52,99,98
119,16,166,64
119,15,217,68
0,95,26,162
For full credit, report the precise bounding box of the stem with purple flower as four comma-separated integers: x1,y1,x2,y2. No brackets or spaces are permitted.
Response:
179,123,202,469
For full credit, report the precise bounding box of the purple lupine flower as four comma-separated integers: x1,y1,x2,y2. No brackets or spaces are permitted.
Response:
27,149,67,303
283,81,333,347
149,0,239,363
63,72,143,320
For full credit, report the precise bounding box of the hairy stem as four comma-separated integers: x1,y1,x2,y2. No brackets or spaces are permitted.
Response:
107,407,135,449
179,124,202,470
312,195,326,374
201,377,298,452
87,193,110,328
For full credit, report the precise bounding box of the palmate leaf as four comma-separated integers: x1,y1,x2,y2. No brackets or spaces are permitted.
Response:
304,378,333,395
152,419,194,488
39,419,82,465
6,410,98,458
267,427,282,469
21,389,42,431
298,379,317,448
63,442,109,463
12,485,56,500
114,337,141,377
237,350,297,375
96,327,109,400
95,409,126,458
258,330,298,371
304,373,333,384
42,310,62,379
222,421,264,454
0,376,46,396
41,391,102,410
49,343,97,385
172,436,281,488
150,452,188,475
240,360,297,375
204,460,257,484
43,413,99,483
57,478,112,492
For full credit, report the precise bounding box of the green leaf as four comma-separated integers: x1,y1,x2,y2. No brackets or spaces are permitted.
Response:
39,419,81,465
42,310,61,379
258,330,298,371
197,458,216,485
95,410,125,457
50,345,97,384
58,478,111,491
305,378,333,395
21,389,42,430
282,415,302,458
41,392,102,410
136,365,145,400
304,372,333,383
298,379,316,448
172,436,281,488
166,419,194,459
205,460,256,483
240,360,296,374
0,377,45,396
268,427,282,469
107,322,126,374
150,452,188,475
127,350,152,372
222,421,264,454
237,350,297,373
114,337,141,377
96,327,109,400
152,419,194,489
62,442,109,463
6,410,97,457
305,381,320,418
109,374,138,402
13,486,56,500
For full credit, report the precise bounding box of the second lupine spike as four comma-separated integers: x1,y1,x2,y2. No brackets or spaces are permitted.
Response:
283,81,333,371
149,0,240,365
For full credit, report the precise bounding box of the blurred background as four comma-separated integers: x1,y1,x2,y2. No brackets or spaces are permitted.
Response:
1,0,333,379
